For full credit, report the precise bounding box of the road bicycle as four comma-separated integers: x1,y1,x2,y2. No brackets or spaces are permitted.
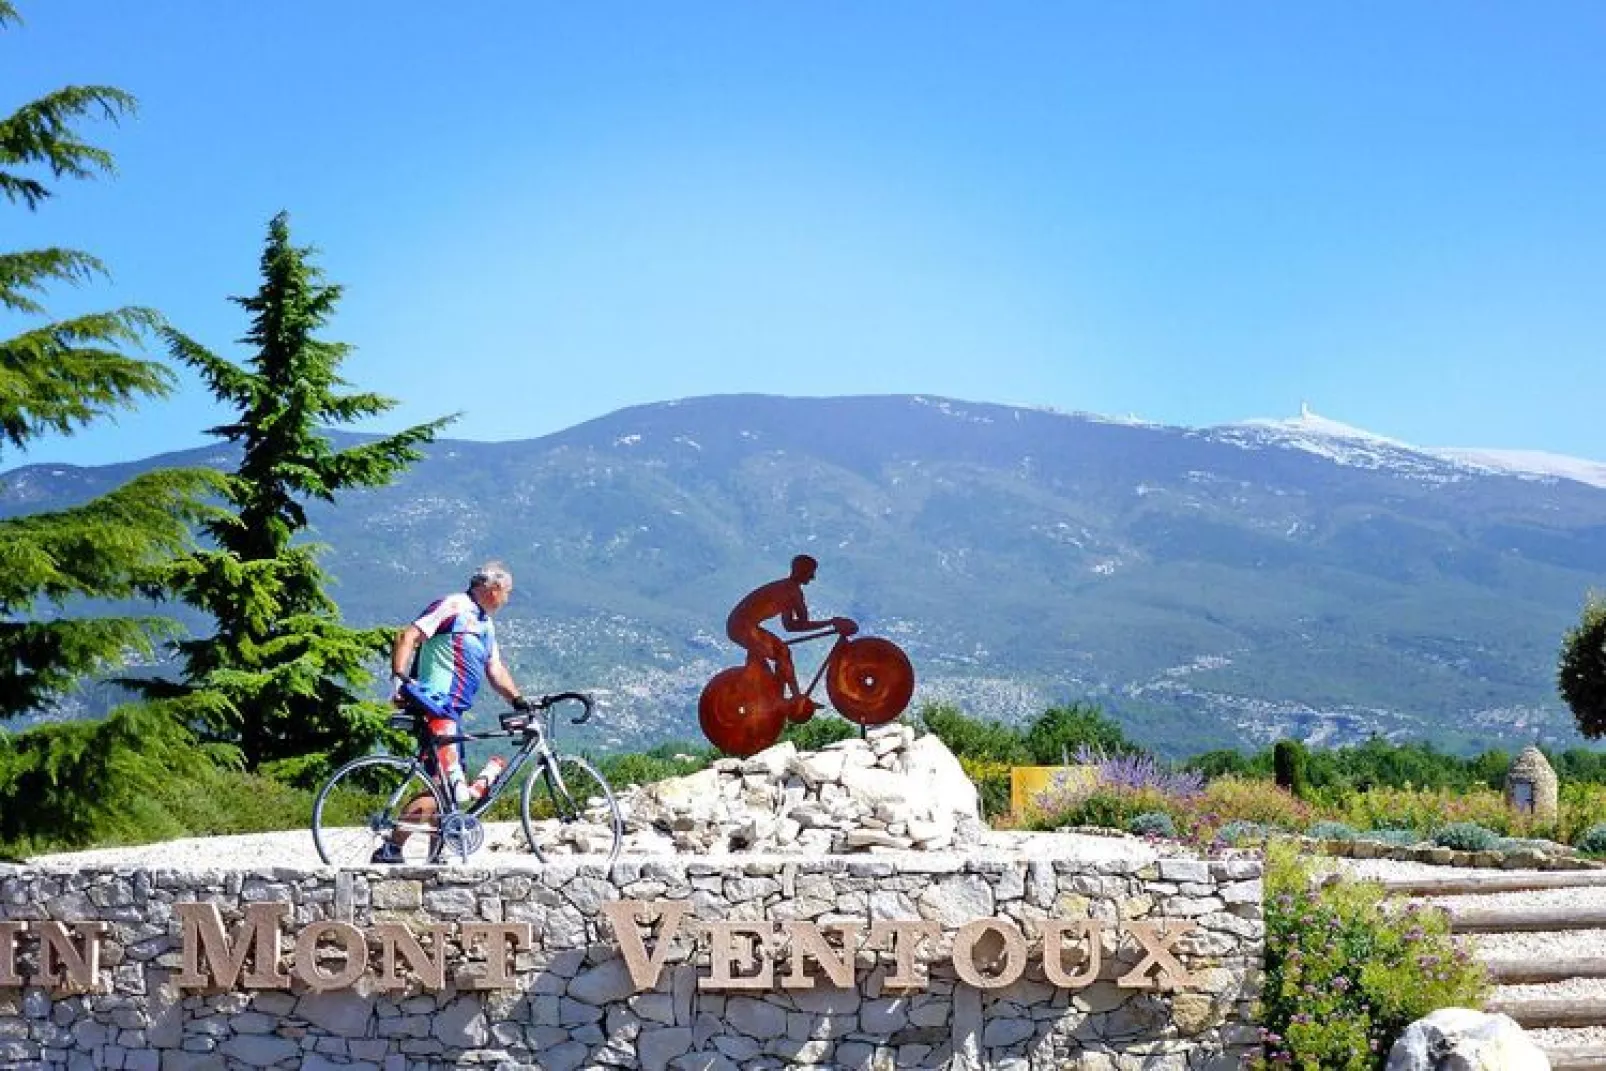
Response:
698,626,915,757
311,690,623,867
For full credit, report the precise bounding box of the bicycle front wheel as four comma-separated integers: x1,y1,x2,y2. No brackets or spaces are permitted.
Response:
312,755,445,867
520,754,623,864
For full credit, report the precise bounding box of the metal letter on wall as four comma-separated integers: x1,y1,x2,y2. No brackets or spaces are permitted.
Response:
951,919,1028,990
373,922,450,991
603,900,691,992
174,902,291,989
1116,920,1200,990
293,921,368,991
36,922,109,994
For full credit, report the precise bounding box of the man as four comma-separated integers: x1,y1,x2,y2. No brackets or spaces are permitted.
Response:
375,561,532,864
725,554,856,715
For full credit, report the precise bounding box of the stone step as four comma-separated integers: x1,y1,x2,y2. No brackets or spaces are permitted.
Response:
1380,871,1606,896
1543,1045,1606,1071
1447,906,1606,934
1485,998,1606,1029
1484,958,1606,984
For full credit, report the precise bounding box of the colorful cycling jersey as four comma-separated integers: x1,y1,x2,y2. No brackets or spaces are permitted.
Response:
411,592,501,717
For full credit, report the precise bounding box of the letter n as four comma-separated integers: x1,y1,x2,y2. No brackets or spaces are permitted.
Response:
35,922,109,993
373,922,450,991
175,902,290,988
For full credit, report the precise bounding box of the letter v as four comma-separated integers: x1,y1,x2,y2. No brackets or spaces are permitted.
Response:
601,900,691,990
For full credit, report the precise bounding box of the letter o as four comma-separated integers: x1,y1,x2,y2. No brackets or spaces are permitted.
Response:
294,921,367,991
952,919,1027,990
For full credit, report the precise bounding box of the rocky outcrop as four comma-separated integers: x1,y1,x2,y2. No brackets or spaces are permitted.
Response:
621,724,985,855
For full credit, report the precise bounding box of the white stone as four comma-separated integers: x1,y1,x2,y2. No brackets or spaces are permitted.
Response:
789,749,849,785
1385,1008,1548,1071
901,734,980,824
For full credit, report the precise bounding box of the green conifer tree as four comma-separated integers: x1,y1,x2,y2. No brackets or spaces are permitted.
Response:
151,213,453,776
1560,594,1606,739
0,1,223,852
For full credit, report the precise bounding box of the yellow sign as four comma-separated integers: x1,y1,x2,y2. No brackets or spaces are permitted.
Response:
1009,764,1098,814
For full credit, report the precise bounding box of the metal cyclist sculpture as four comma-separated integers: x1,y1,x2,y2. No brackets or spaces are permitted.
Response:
698,554,915,756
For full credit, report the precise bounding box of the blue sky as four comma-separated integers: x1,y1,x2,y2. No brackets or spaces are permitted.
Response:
5,2,1604,466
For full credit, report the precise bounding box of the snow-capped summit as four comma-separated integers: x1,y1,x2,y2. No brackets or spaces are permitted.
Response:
1431,447,1606,491
1208,403,1606,491
1233,402,1413,447
1206,404,1469,482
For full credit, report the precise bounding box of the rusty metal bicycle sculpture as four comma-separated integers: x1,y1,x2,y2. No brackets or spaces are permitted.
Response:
697,555,915,756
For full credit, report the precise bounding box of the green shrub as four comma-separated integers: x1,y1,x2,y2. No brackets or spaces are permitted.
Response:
1026,785,1175,833
916,703,1030,765
1217,820,1272,846
781,717,859,752
1493,837,1556,853
1358,828,1423,847
959,758,1013,819
1258,841,1488,1069
1273,738,1309,798
1432,822,1499,852
1575,824,1606,854
1128,811,1177,838
1308,821,1358,842
1023,703,1136,764
1202,776,1313,829
597,749,710,790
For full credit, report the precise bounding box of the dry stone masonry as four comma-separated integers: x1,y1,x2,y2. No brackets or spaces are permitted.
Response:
1,730,1262,1069
0,843,1260,1069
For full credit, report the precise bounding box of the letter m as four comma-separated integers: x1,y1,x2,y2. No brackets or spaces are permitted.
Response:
174,902,289,989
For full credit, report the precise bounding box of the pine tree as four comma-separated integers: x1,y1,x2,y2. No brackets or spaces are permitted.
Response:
0,1,223,851
152,212,453,776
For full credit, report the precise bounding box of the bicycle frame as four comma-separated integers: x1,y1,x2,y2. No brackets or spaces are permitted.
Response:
784,627,849,701
401,692,592,817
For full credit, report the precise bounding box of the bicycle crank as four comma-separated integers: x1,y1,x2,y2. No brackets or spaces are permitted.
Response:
438,812,485,862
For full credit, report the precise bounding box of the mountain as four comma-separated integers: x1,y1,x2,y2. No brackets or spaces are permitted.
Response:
5,394,1605,759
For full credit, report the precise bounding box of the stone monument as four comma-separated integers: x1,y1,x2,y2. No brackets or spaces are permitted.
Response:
1505,745,1558,823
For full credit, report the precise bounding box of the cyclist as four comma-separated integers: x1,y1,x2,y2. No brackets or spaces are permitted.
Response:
375,560,533,864
725,554,856,718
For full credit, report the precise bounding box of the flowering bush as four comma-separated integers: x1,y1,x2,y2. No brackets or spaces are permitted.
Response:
1073,746,1205,798
1257,841,1487,1070
1322,786,1523,838
1200,776,1314,831
959,758,1013,819
1026,784,1178,833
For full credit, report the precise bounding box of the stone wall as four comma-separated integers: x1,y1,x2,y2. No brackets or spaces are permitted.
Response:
0,841,1262,1070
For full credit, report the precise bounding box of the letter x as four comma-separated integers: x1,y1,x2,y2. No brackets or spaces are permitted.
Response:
1116,920,1199,990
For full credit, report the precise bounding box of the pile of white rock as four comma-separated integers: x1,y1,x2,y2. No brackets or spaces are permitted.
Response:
573,723,986,857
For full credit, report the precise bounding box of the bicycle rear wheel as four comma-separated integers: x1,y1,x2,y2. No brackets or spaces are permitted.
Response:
312,755,445,867
520,754,622,864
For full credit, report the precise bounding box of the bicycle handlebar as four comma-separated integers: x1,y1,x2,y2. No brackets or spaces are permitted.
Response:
391,685,597,740
536,691,594,725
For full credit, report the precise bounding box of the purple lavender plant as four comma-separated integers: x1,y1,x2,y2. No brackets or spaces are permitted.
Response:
1074,745,1205,798
1031,747,1205,816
